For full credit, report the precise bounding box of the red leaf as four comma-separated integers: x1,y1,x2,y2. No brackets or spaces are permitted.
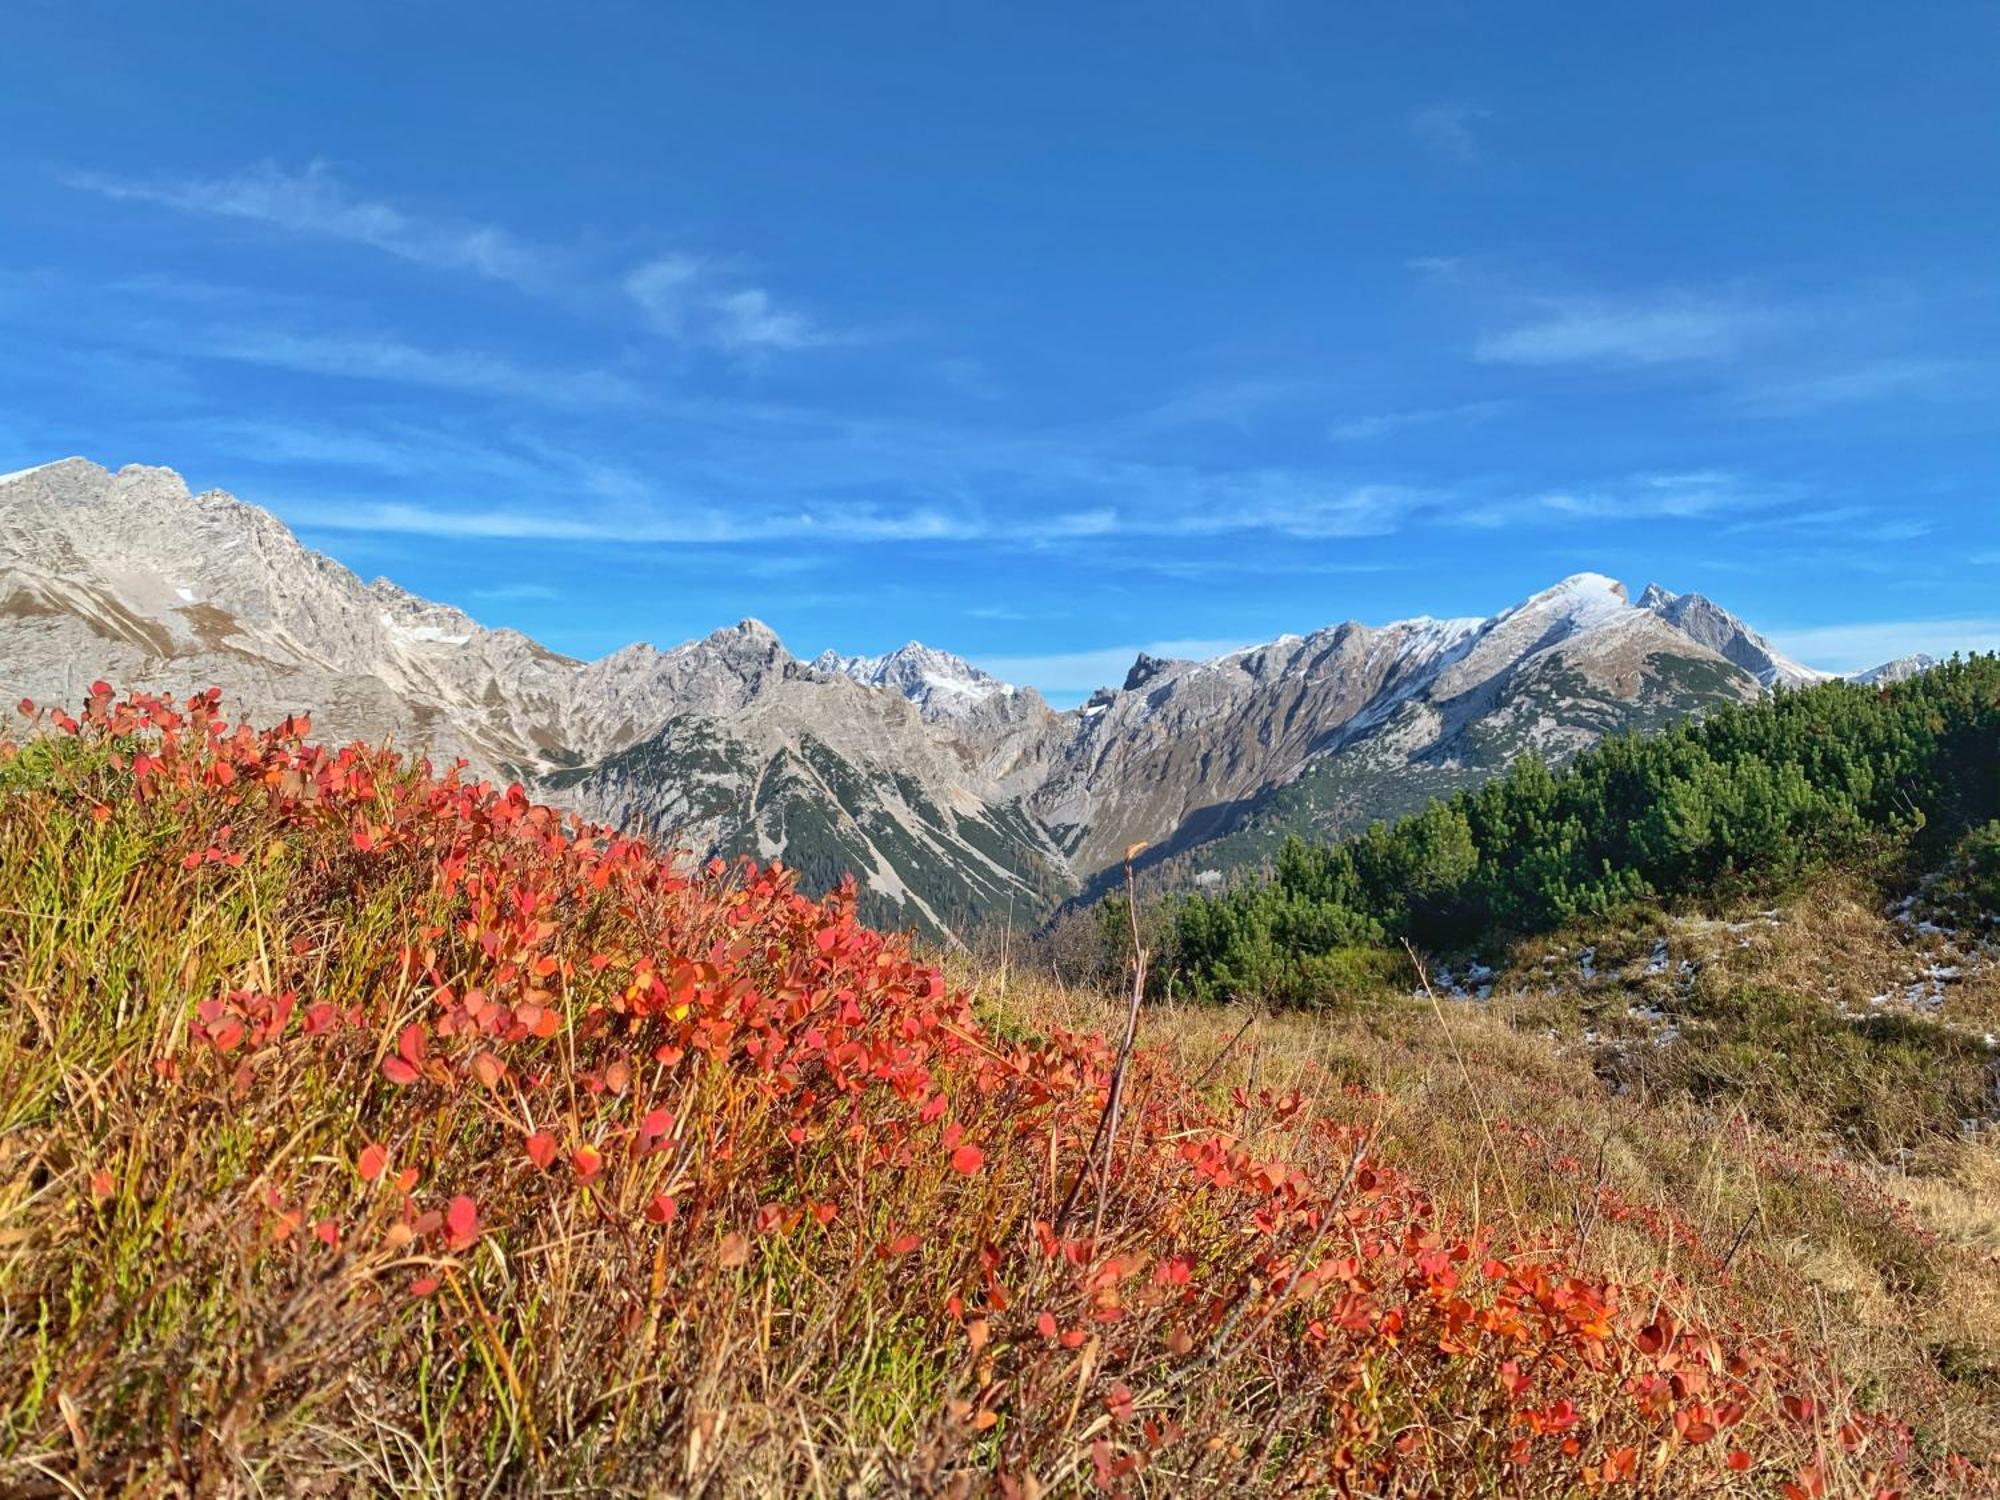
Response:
396,1023,426,1065
524,1131,558,1170
381,1056,421,1086
949,1144,985,1176
445,1194,479,1250
357,1142,390,1182
645,1193,677,1225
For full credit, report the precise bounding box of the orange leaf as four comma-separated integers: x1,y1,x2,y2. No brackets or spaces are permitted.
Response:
357,1142,390,1181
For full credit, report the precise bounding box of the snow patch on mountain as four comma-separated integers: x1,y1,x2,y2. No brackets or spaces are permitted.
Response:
1850,654,1938,686
811,642,1016,721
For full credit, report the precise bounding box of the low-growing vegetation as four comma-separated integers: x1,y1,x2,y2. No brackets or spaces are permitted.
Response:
2,688,1996,1495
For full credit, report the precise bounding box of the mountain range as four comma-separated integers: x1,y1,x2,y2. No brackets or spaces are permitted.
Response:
0,458,1920,936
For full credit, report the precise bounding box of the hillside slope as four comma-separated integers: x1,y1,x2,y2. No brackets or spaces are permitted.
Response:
2,684,1991,1494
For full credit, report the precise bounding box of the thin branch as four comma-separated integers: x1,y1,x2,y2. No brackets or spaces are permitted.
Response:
1053,845,1150,1238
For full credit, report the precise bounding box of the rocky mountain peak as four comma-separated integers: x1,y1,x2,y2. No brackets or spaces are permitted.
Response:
811,639,1014,722
1121,653,1180,692
1637,583,1827,689
1515,572,1631,624
1851,654,1938,686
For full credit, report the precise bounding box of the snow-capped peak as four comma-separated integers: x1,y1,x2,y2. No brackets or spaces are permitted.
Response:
812,641,1016,720
1511,572,1632,628
0,457,90,487
1850,653,1938,686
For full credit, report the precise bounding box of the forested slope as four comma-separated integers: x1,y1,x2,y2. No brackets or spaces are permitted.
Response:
1173,658,2000,1006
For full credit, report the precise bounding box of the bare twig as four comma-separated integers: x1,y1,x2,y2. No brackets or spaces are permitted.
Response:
1053,844,1149,1237
1189,1009,1259,1094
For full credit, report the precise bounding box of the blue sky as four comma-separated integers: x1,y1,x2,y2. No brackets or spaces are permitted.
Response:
3,1,1996,703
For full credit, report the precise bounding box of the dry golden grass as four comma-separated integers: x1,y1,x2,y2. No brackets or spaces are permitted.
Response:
958,894,2000,1469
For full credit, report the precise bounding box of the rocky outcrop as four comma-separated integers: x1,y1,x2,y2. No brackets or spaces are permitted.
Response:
1637,583,1829,689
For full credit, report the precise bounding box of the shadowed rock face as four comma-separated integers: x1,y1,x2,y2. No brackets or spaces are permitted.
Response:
4,459,1817,936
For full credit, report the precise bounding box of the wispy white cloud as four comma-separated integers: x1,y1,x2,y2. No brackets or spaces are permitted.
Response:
278,495,991,545
1533,469,1759,520
1735,358,1972,413
193,329,643,406
267,479,1405,548
1476,291,1772,367
65,161,556,290
68,161,834,356
1451,470,1779,527
1409,103,1490,164
712,287,818,351
1329,399,1512,442
1768,619,2000,675
1716,505,1935,544
624,254,823,353
1130,378,1331,433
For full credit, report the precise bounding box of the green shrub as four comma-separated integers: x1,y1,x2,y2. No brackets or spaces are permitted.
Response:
1174,657,2000,1008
